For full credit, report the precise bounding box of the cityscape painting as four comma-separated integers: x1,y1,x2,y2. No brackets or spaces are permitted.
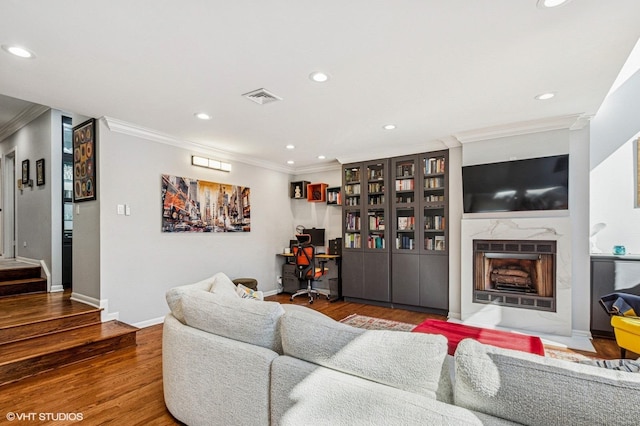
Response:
161,174,251,233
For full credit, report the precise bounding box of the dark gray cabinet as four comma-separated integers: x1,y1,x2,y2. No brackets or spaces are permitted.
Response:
591,256,640,337
341,160,390,302
391,151,448,311
342,151,448,311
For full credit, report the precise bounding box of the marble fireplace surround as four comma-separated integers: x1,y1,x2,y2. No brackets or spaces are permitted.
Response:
460,216,572,337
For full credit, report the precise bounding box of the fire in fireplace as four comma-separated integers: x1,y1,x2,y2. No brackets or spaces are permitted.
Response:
473,240,556,312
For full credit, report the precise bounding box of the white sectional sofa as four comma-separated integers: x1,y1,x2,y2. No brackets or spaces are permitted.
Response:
163,273,640,426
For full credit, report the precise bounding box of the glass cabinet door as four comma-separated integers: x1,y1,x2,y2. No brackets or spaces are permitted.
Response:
343,164,362,249
365,161,386,250
422,154,446,252
393,156,417,251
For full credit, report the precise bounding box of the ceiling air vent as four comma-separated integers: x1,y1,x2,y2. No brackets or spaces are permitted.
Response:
242,88,282,105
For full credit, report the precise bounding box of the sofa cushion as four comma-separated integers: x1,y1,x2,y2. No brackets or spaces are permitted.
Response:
165,274,219,322
271,355,517,426
209,271,240,299
454,338,640,426
181,290,285,353
280,309,452,403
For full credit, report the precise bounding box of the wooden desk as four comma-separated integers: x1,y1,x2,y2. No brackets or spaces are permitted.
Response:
277,253,342,301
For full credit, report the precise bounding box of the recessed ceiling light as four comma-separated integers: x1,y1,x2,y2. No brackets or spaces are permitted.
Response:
1,44,34,58
287,160,295,165
383,124,397,130
318,155,326,160
535,92,555,100
194,112,211,120
286,144,295,150
537,0,571,8
309,71,329,83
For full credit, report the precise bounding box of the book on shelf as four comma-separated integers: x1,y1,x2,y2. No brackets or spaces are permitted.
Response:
435,235,445,251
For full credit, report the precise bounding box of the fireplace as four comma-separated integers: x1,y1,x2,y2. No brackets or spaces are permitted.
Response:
473,239,556,312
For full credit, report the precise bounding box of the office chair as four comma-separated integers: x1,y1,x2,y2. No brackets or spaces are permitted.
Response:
290,242,330,304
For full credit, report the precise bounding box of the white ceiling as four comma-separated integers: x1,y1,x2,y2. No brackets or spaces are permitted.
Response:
1,0,640,172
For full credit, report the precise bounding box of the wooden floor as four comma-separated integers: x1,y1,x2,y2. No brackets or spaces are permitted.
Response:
0,293,630,424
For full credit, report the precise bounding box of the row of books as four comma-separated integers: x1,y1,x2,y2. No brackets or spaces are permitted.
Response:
344,168,361,182
425,236,446,251
369,215,385,231
397,216,415,230
396,236,415,250
344,183,361,195
424,177,444,189
344,196,360,206
345,213,361,231
425,215,446,230
367,235,385,249
367,167,384,181
395,179,415,191
368,182,384,193
424,194,444,203
396,163,415,178
424,157,446,175
368,195,385,205
327,191,341,204
344,233,362,248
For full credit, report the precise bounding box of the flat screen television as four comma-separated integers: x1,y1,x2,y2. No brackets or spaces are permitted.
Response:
462,154,569,213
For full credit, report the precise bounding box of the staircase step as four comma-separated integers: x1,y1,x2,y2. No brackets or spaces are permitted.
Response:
0,310,101,345
0,278,47,297
0,265,41,281
0,321,138,386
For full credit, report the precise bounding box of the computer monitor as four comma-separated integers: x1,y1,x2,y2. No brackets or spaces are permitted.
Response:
302,228,325,248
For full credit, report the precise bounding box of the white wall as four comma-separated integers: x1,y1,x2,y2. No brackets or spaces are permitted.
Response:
591,68,640,255
590,139,640,254
86,120,294,325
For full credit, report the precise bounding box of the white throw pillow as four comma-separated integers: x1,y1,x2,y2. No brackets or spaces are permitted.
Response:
209,272,239,299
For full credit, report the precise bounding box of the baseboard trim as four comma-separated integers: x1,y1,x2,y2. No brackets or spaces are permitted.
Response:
70,292,119,322
133,316,165,328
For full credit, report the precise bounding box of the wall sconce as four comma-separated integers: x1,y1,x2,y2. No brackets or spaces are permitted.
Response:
191,155,232,172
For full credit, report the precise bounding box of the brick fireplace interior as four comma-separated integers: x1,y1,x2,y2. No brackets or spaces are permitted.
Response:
473,239,556,312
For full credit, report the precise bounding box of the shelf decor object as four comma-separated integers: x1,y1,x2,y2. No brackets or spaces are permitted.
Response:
72,118,97,202
307,183,328,202
289,181,310,199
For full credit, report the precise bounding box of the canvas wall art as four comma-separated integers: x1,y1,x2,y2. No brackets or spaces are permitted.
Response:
72,118,96,202
161,174,250,232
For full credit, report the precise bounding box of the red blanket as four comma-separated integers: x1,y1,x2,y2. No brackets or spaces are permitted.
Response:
413,319,545,356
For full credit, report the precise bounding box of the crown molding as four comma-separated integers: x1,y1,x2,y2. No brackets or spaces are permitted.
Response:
0,104,50,141
102,116,293,174
454,114,588,144
291,161,341,176
336,140,451,165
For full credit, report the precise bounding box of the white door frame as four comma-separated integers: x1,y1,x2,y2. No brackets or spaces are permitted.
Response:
3,150,16,259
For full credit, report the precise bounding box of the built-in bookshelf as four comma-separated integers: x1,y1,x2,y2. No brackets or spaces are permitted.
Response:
341,152,447,311
342,159,390,302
